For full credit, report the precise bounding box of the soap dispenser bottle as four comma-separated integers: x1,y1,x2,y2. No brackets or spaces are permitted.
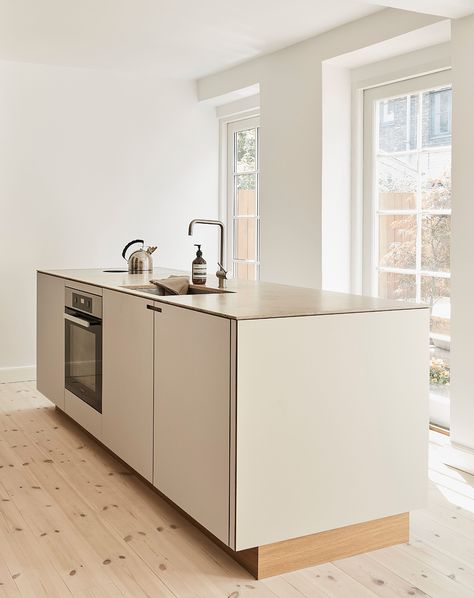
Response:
192,244,207,285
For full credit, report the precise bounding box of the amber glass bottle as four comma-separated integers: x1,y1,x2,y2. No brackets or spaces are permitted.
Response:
192,244,207,284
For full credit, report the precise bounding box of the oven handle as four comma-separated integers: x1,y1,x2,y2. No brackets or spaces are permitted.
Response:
64,313,91,328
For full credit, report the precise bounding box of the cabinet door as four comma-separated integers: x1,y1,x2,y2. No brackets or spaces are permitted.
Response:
234,310,429,550
37,273,65,408
102,290,154,481
154,304,231,545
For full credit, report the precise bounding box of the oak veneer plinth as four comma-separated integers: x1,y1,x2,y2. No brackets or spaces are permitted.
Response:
232,513,409,579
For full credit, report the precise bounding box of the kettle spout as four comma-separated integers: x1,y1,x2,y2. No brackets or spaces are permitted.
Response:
147,246,157,255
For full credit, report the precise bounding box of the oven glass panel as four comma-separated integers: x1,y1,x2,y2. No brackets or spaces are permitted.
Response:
65,308,102,412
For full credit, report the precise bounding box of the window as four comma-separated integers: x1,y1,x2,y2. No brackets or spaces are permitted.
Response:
429,88,452,140
380,100,395,124
226,117,260,280
364,72,452,429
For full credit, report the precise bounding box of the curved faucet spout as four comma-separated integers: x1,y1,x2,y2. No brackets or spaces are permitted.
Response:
188,219,226,285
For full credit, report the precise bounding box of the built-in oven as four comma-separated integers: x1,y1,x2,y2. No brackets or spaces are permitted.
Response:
64,287,102,413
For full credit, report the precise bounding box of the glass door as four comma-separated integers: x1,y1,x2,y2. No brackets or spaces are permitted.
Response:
363,71,452,429
65,308,103,412
226,116,260,280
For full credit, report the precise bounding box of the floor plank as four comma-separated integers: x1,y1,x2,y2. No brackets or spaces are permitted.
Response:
0,381,473,597
334,552,431,597
369,545,470,597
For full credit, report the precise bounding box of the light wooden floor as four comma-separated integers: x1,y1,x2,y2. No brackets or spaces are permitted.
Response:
0,383,473,598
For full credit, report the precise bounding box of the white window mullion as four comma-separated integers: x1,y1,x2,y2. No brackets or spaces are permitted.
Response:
415,91,423,303
377,266,450,278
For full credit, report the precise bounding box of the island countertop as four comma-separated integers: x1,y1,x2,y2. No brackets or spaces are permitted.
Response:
38,267,428,320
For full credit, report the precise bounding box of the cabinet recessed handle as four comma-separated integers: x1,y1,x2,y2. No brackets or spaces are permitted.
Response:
147,305,162,313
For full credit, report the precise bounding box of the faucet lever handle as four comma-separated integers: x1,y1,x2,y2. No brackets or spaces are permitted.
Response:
216,263,228,289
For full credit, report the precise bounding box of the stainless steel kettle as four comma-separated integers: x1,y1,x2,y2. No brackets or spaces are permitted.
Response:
122,239,157,273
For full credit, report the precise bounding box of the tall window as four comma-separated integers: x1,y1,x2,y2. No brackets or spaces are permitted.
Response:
364,73,452,428
227,117,260,280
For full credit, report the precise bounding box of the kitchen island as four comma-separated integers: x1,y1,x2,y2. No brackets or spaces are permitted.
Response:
37,267,429,578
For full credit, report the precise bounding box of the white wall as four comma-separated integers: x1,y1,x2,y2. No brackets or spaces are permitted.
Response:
321,64,351,292
0,60,218,378
450,14,474,450
198,9,443,289
350,41,451,88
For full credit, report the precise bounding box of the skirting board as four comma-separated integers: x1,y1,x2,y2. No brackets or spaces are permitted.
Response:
0,366,36,383
444,441,474,476
233,513,409,579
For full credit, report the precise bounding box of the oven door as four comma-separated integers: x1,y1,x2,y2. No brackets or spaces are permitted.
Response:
64,307,102,412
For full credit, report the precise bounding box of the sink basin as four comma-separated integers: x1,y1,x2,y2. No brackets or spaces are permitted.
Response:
123,285,232,296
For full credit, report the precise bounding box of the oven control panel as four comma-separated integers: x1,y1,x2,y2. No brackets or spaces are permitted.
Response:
65,287,102,319
72,292,92,313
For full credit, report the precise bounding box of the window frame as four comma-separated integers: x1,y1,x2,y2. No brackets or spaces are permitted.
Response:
363,71,452,430
223,115,261,280
362,71,452,299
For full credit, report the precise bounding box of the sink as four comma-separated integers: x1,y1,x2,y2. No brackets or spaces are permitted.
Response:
186,286,233,295
123,285,232,296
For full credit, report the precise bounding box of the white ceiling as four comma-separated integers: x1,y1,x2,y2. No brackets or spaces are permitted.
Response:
0,0,470,79
0,0,383,78
364,0,474,18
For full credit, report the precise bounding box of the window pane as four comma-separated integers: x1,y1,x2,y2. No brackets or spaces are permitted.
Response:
420,150,451,210
377,153,417,209
234,218,257,261
378,94,418,153
378,272,416,301
421,276,450,338
421,214,451,272
379,215,417,269
236,128,256,173
234,261,257,281
235,174,257,215
423,88,452,148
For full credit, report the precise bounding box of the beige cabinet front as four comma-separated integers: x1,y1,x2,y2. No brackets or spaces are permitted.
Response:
37,273,65,409
154,303,231,545
102,289,155,481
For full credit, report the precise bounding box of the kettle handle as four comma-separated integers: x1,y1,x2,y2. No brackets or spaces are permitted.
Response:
122,239,144,261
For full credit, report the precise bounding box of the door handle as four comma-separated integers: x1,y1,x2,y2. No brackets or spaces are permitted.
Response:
64,313,91,328
146,305,162,313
